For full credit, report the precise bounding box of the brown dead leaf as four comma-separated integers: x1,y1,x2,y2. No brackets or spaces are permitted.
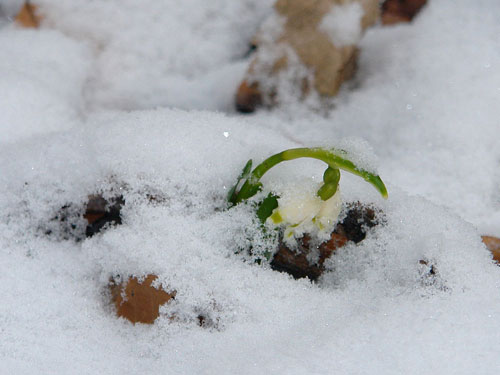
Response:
110,274,175,324
482,236,500,264
235,80,262,113
236,0,379,112
381,0,428,25
15,2,41,28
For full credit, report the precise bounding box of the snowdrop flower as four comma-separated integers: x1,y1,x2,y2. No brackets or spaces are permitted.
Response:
268,186,342,245
228,146,387,242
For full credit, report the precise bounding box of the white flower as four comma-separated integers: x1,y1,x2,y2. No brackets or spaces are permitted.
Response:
267,185,342,246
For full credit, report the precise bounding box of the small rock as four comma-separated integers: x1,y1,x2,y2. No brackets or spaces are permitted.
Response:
110,274,175,324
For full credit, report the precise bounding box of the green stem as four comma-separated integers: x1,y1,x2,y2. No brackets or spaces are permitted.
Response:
235,147,388,203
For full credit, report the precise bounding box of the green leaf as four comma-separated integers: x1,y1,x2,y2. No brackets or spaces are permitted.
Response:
256,193,279,223
236,180,263,203
227,159,252,204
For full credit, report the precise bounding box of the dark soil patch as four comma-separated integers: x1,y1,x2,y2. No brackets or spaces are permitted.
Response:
270,202,380,281
84,195,124,237
46,194,124,240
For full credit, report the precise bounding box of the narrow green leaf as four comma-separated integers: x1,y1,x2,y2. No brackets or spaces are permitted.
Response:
227,159,253,204
256,193,279,223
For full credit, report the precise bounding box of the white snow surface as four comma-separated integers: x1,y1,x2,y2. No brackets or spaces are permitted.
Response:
319,1,364,47
1,0,500,374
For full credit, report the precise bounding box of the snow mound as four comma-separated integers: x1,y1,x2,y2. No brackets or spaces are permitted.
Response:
0,28,90,143
1,109,500,374
35,0,275,111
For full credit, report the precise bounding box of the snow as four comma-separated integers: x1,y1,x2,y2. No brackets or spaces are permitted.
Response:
35,0,276,111
0,28,90,143
1,0,500,374
319,2,364,47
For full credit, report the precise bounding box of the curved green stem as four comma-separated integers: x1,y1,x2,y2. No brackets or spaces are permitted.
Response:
235,147,387,203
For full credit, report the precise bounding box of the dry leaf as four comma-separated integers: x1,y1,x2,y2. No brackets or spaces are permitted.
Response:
110,274,175,324
236,0,379,112
15,2,41,28
235,80,262,113
381,0,427,25
482,236,500,264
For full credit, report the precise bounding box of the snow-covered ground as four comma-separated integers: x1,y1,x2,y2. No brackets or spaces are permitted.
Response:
1,0,500,374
